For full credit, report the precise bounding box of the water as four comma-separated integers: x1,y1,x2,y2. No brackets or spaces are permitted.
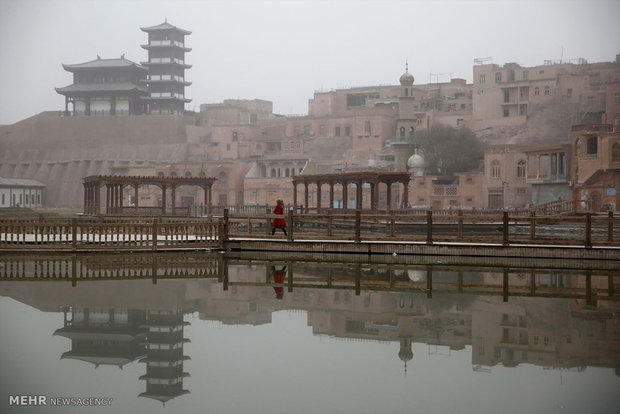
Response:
0,253,618,414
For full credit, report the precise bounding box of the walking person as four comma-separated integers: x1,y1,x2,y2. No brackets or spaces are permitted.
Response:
271,199,287,236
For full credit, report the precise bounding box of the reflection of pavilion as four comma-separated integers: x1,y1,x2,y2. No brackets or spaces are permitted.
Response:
54,307,147,368
139,309,190,405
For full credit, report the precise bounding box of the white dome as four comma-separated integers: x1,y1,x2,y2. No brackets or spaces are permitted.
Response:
407,153,425,169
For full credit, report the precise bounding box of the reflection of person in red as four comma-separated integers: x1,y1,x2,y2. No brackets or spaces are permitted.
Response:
271,199,287,236
271,265,287,299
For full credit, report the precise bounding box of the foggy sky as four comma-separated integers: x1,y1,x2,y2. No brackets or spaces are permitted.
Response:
0,0,618,125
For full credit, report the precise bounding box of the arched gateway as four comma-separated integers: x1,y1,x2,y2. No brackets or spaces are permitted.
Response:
292,171,410,212
83,175,216,216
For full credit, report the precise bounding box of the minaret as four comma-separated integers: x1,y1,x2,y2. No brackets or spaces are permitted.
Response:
397,61,418,142
140,20,192,115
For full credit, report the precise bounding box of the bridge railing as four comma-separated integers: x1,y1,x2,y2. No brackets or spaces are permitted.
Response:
226,209,620,248
0,217,223,251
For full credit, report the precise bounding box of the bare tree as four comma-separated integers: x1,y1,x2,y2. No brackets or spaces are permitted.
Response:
414,124,483,175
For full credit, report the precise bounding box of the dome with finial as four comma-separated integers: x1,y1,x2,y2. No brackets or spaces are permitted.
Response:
407,147,426,176
400,61,414,86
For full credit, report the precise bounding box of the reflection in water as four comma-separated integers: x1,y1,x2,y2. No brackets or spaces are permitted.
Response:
0,252,619,412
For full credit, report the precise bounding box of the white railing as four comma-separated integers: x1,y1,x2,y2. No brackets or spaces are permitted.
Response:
148,75,185,82
149,57,185,64
149,40,185,47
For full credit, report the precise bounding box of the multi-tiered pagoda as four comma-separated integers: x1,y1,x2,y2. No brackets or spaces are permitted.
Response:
55,56,148,116
140,21,192,115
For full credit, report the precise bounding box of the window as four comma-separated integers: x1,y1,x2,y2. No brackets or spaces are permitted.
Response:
503,108,509,117
477,89,484,95
534,87,540,96
517,160,526,178
523,71,529,80
491,160,501,178
544,86,550,96
613,143,620,162
185,171,192,177
335,126,341,137
615,93,620,104
567,88,573,98
587,96,594,105
226,144,231,151
170,171,177,177
232,131,238,141
344,126,351,136
504,90,510,103
364,120,371,135
479,74,486,84
218,171,228,185
587,137,598,155
400,127,405,138
495,72,502,83
517,188,526,194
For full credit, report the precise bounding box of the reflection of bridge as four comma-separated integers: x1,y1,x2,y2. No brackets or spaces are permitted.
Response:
0,253,617,304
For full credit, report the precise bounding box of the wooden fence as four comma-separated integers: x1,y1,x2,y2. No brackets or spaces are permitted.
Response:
226,209,620,248
0,217,222,251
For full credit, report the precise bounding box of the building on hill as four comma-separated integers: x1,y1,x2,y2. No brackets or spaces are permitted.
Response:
469,55,620,131
55,56,148,116
569,122,620,211
140,21,192,115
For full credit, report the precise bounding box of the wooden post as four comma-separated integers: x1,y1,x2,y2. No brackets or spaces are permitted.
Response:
457,270,463,293
585,270,592,306
426,265,432,298
608,211,613,243
390,217,395,237
530,271,536,295
355,209,361,243
71,255,77,287
608,272,615,297
502,212,509,246
327,210,333,238
71,218,77,251
529,211,536,240
355,264,361,296
287,262,293,292
287,210,294,242
152,218,158,251
426,210,433,245
502,268,509,302
457,209,463,239
223,208,229,241
585,213,592,248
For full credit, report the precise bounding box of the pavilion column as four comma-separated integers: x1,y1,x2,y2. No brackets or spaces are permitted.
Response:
94,183,101,215
402,180,409,209
171,185,176,215
203,185,209,206
316,182,322,210
83,183,87,215
208,183,212,205
329,182,334,210
356,181,363,210
386,182,392,212
105,185,110,214
293,182,298,211
119,184,124,214
161,185,167,215
134,184,139,213
304,182,309,213
371,181,378,211
342,181,348,210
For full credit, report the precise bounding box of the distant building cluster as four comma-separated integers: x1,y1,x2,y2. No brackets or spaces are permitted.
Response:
0,20,619,210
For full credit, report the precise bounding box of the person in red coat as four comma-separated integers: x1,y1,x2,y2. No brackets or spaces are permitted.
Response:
271,199,287,236
271,265,287,299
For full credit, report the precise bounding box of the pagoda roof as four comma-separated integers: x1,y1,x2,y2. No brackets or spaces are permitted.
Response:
62,56,147,72
60,353,140,367
55,83,149,95
140,21,191,35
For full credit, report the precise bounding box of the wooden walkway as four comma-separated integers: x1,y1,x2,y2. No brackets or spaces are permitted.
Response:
1,210,619,260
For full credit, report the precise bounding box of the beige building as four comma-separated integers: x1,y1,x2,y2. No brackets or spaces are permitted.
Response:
469,56,620,131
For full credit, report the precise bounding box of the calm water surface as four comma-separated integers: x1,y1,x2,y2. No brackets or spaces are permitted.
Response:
0,253,618,414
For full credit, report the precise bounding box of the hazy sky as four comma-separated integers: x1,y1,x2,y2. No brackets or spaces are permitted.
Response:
0,0,618,125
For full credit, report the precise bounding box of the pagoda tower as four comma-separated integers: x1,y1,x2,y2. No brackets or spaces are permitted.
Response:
139,309,190,404
140,20,192,115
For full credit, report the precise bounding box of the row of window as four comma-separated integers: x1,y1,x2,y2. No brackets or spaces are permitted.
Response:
1,192,41,206
490,160,526,179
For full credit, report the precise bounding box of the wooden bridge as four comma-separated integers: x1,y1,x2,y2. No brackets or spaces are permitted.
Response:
0,209,619,259
0,252,617,304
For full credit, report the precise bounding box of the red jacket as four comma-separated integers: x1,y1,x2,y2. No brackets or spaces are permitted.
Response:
273,204,286,228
